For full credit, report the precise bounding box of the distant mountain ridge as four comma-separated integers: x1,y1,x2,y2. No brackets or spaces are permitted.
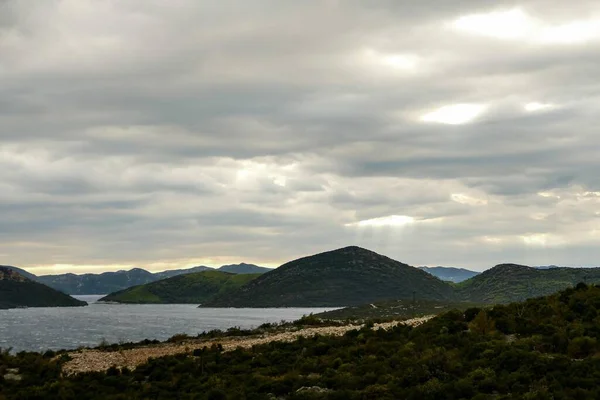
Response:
36,268,156,296
4,263,270,295
203,246,457,308
418,266,480,283
0,267,87,310
153,266,213,280
7,254,598,306
99,271,261,304
217,263,272,274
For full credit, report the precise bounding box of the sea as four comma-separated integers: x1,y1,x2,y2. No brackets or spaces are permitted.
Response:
0,295,335,353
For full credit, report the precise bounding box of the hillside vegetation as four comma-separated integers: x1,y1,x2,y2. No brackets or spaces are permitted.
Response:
456,263,600,303
7,250,599,308
203,246,456,307
203,249,600,307
0,265,37,281
0,267,87,309
99,271,260,304
316,298,482,320
7,284,600,398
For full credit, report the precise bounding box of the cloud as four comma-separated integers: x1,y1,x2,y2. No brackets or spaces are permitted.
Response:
451,7,600,45
1,0,600,272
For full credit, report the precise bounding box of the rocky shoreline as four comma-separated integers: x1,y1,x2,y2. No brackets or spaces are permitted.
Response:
62,316,433,375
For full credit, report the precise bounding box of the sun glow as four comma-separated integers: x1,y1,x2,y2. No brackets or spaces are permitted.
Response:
522,234,565,247
524,102,555,112
452,8,600,45
539,20,600,44
482,236,503,244
362,49,419,72
453,8,533,40
420,103,487,125
345,215,415,227
235,161,291,188
380,54,419,70
451,193,488,206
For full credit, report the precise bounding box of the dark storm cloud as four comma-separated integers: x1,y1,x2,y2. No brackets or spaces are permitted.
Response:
1,0,600,272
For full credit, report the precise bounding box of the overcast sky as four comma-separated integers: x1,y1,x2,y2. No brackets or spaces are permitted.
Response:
2,0,600,274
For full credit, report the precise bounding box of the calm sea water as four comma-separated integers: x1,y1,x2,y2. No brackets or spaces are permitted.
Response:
0,295,335,353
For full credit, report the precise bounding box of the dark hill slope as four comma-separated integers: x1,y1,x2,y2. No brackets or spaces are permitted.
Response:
1,265,38,281
0,267,87,309
457,263,600,303
99,271,260,304
202,246,456,307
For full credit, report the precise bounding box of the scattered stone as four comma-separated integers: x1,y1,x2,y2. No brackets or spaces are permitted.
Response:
3,371,22,381
61,316,433,375
505,334,517,343
296,386,332,394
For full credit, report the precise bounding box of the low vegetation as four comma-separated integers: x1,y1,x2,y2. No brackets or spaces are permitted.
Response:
315,298,482,321
5,284,600,398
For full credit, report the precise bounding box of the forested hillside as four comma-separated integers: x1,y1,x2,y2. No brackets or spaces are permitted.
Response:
204,246,456,307
457,263,600,303
99,271,260,304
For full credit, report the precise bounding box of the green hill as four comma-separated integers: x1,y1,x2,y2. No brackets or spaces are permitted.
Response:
99,270,260,304
0,267,87,309
457,263,600,303
202,246,457,307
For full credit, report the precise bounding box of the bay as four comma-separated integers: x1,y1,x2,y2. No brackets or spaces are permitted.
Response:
0,295,335,353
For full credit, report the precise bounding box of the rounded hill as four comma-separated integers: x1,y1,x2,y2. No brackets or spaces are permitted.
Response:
202,246,457,307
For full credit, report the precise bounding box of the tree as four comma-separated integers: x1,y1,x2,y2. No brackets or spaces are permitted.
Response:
469,310,495,335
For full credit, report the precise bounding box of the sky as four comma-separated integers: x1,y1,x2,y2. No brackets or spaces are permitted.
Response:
2,0,600,274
